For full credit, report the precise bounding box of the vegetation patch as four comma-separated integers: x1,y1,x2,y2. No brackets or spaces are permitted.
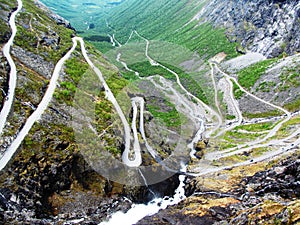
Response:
232,81,243,99
243,110,282,119
94,98,122,156
234,122,276,132
15,0,75,63
161,63,209,104
250,146,272,157
84,35,111,42
70,0,239,60
146,97,183,129
88,41,114,53
54,54,89,105
284,97,300,112
224,130,264,143
217,141,238,150
273,115,300,139
256,80,276,92
22,122,76,160
120,70,139,81
278,66,300,91
129,61,175,80
219,153,250,165
226,114,236,120
238,59,277,90
170,22,239,60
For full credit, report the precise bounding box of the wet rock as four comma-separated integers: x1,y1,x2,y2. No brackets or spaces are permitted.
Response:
195,141,206,151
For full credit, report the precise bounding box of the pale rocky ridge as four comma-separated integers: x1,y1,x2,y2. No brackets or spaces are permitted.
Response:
194,0,300,57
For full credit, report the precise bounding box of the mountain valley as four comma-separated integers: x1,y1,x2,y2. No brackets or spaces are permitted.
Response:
0,0,299,224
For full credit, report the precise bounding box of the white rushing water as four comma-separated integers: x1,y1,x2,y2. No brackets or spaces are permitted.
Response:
100,165,187,225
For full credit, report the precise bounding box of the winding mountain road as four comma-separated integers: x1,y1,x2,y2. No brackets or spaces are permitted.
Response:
0,37,77,171
115,50,180,167
132,97,164,163
211,63,243,137
77,37,142,167
108,34,116,47
105,28,299,178
195,63,299,173
2,3,297,174
216,65,290,116
212,64,292,149
0,0,23,137
208,62,222,118
0,35,145,170
134,30,222,139
190,128,300,177
146,75,206,159
113,31,209,159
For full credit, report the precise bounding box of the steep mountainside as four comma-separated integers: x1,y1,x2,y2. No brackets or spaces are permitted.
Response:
58,0,299,59
193,0,300,57
0,0,299,224
0,0,159,223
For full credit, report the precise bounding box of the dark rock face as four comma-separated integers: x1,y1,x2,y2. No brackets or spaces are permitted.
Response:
237,157,300,199
0,152,129,224
196,0,300,57
137,203,236,225
0,152,74,217
0,152,182,224
139,154,300,225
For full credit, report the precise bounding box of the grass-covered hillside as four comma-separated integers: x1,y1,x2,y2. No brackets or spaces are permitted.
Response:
101,0,238,59
41,0,239,60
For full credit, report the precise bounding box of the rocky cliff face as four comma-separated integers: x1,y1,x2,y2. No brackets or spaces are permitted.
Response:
194,0,300,57
138,152,300,225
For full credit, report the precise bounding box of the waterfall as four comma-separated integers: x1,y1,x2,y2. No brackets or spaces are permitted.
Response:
138,169,157,199
99,164,187,225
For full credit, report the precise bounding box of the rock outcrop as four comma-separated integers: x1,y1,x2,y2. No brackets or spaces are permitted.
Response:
138,153,300,225
194,0,300,57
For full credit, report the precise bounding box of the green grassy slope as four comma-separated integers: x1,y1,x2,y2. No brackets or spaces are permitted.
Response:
102,0,238,59
40,0,238,60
